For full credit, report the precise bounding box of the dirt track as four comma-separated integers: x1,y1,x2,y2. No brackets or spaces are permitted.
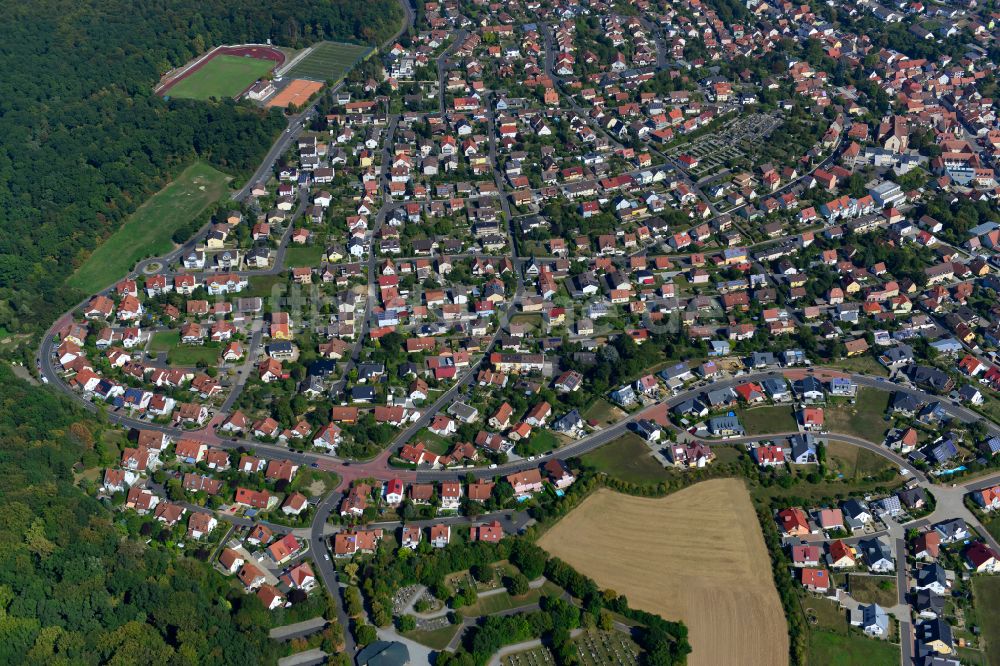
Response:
539,479,788,666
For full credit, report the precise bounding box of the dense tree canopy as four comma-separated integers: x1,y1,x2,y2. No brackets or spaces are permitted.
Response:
0,0,402,334
0,365,283,663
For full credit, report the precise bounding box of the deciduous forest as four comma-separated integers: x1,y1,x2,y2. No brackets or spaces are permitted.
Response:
0,0,402,334
0,365,284,663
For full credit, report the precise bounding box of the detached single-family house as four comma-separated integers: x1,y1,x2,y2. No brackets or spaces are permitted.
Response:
858,537,895,572
850,603,889,637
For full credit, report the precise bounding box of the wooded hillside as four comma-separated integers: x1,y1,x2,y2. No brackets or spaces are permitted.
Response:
0,0,402,335
0,365,286,663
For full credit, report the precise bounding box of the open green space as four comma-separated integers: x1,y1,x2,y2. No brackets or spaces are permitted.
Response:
446,561,517,595
583,398,624,426
167,55,275,100
167,342,221,366
68,162,230,293
827,440,895,481
974,576,1000,666
753,472,904,504
402,623,460,651
737,404,798,435
804,596,845,631
149,330,181,353
247,274,288,300
823,388,891,442
580,433,672,486
847,575,897,608
516,429,558,457
415,428,452,456
289,468,340,498
807,629,898,666
284,244,326,268
830,355,890,377
509,314,542,330
286,41,373,82
978,392,1000,427
462,581,563,617
959,647,989,666
984,516,1000,545
803,597,896,665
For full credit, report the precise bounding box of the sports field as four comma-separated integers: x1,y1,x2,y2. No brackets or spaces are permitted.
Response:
267,79,325,108
167,55,275,100
285,41,373,82
539,480,788,666
68,162,230,293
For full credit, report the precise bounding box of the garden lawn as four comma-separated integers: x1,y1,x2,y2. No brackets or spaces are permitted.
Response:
168,55,275,100
581,433,672,486
68,162,229,293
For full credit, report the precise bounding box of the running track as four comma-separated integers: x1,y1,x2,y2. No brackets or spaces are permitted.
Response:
157,45,285,97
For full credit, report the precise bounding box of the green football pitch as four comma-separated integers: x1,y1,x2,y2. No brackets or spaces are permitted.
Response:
167,55,275,100
285,41,373,82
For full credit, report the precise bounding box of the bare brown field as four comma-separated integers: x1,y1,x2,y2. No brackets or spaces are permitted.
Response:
266,79,324,108
538,479,788,666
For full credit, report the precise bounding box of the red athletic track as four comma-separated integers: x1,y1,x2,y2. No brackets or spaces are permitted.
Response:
157,45,286,97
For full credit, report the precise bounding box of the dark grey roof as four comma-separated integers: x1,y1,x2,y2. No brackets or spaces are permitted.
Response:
357,640,411,666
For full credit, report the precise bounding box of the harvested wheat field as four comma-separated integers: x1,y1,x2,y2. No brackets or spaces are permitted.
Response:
539,479,788,666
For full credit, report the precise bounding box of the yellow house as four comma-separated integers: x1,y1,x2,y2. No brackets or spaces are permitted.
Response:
891,298,912,314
